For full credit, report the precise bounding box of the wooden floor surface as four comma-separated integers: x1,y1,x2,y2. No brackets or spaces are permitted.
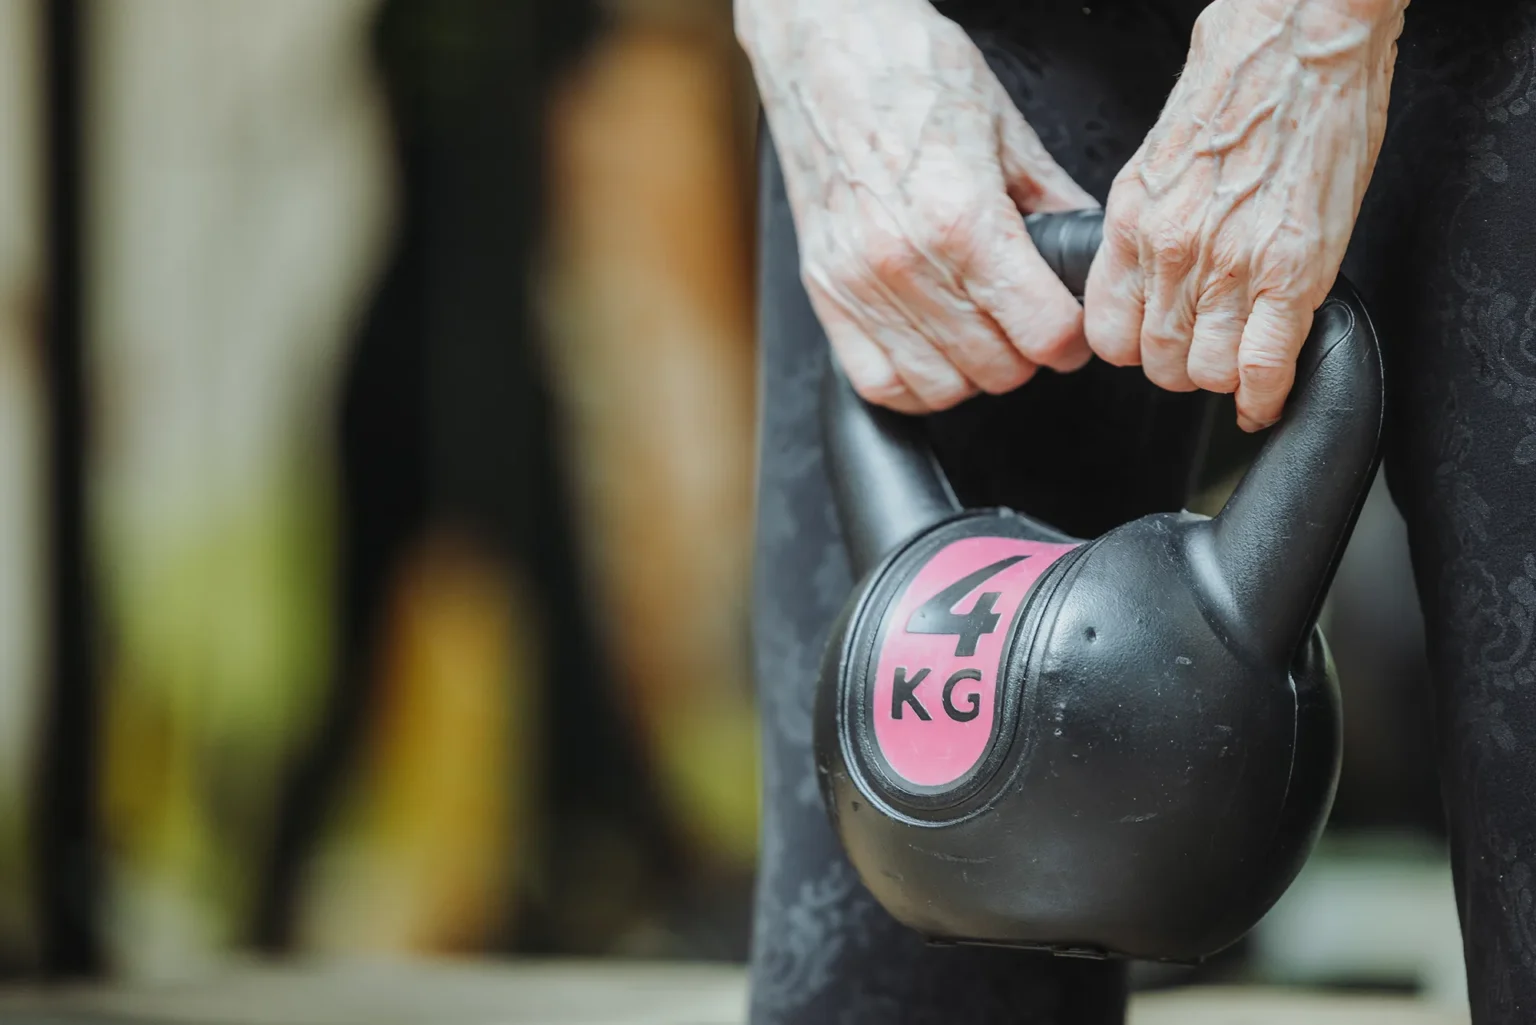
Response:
0,959,1471,1024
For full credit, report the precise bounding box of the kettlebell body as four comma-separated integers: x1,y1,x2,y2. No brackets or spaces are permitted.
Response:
813,211,1382,964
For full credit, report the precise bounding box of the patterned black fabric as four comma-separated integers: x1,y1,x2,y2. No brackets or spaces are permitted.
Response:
1349,4,1536,1020
750,1,1536,1022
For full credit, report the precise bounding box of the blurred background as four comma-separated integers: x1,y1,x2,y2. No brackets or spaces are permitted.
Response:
0,0,1465,1013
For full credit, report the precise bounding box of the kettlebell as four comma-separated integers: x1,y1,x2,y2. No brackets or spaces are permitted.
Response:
813,209,1382,964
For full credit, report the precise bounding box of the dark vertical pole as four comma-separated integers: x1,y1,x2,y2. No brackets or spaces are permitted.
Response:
35,0,102,976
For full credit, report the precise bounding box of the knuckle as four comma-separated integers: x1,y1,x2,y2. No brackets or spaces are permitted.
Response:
1251,263,1308,304
1145,219,1196,271
1139,305,1190,353
1085,319,1139,367
976,358,1033,396
1143,362,1195,392
800,219,842,271
1250,236,1322,303
916,195,992,258
1092,344,1138,368
1017,310,1083,362
1101,202,1142,259
953,336,1032,394
802,238,869,303
848,365,911,408
891,344,975,411
1139,324,1185,355
1019,296,1081,356
1108,153,1147,194
1240,345,1291,373
1237,397,1282,429
921,378,976,411
1187,356,1239,393
1238,348,1294,393
1094,345,1138,368
1207,234,1249,284
859,228,924,286
1244,305,1305,355
801,263,844,310
1196,279,1244,318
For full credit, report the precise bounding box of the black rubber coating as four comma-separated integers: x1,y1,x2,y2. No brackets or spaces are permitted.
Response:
1024,209,1104,298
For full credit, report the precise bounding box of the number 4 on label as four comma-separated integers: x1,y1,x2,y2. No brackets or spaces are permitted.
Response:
905,556,1027,657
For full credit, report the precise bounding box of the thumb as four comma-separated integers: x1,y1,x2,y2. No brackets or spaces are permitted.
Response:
996,106,1097,214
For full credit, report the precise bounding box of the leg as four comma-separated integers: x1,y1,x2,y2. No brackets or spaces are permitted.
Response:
1349,3,1536,1020
748,6,1210,1022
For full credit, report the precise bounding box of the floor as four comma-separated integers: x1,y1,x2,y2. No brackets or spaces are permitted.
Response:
0,959,1470,1025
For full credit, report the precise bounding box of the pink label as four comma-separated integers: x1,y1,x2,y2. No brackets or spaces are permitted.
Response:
872,537,1078,788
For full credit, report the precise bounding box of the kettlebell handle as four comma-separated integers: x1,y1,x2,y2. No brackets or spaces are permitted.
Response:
824,208,1384,661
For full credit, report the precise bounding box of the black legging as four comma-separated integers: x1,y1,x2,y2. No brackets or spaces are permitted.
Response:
749,1,1536,1022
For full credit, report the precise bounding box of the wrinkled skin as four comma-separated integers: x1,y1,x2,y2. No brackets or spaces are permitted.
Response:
737,0,1407,427
1085,0,1406,430
736,0,1098,413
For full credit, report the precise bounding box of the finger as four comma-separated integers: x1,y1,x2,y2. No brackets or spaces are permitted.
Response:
1138,263,1200,393
805,251,978,412
961,199,1090,374
1235,295,1312,432
1184,277,1249,394
938,306,1040,395
1135,215,1203,390
841,206,1039,395
1083,195,1146,367
996,106,1098,213
821,319,929,413
828,306,975,412
884,259,1040,395
882,325,979,411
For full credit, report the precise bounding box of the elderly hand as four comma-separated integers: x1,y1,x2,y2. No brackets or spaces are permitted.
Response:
1084,0,1406,431
737,0,1098,413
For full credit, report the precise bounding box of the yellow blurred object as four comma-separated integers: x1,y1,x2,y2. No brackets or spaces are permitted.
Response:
295,534,539,955
99,470,336,974
541,20,760,874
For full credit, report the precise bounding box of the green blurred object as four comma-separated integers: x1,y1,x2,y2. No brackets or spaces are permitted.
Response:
100,464,337,968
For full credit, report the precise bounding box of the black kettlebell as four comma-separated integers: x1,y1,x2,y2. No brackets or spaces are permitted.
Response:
813,209,1382,964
